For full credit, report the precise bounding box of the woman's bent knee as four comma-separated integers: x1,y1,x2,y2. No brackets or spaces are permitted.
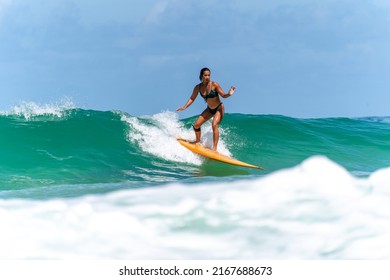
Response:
193,125,201,132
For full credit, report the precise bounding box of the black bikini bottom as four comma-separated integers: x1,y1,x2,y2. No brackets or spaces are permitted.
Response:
208,103,223,115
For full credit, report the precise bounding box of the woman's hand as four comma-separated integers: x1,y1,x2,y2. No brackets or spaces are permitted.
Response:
228,86,236,96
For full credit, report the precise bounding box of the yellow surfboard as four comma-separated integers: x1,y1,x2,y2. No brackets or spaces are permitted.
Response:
177,138,264,170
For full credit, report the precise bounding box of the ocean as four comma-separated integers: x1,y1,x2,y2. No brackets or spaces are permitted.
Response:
1,101,390,259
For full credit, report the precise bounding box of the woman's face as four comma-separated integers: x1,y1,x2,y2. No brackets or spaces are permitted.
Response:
202,71,211,83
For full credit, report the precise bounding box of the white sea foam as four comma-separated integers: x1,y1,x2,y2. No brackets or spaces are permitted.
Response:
1,156,390,259
0,98,75,120
121,111,231,166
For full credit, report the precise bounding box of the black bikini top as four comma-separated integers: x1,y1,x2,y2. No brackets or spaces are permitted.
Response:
199,83,218,101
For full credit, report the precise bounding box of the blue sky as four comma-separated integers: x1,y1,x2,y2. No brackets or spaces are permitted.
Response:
1,0,390,118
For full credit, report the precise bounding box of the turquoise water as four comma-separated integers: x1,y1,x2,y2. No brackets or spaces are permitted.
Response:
1,102,390,259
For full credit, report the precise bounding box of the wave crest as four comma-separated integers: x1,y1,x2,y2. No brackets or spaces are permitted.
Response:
0,98,76,120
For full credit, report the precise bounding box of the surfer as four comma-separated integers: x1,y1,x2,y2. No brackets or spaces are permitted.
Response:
176,67,236,151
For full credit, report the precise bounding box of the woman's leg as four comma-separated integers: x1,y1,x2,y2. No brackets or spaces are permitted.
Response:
193,108,212,143
211,104,225,150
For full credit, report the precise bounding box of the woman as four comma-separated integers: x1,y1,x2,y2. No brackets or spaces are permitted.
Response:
176,67,236,151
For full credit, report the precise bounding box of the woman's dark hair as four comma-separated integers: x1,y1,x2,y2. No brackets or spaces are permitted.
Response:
199,67,211,81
